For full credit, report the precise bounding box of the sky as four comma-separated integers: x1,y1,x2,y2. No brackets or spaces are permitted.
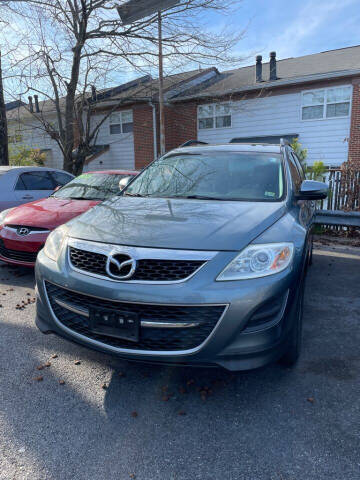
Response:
226,0,360,65
2,0,360,101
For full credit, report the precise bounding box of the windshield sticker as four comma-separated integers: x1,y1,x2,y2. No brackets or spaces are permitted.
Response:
77,174,92,179
265,191,276,197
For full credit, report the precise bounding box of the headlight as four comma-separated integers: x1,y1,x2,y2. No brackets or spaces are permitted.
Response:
43,225,68,262
217,242,294,281
0,208,14,225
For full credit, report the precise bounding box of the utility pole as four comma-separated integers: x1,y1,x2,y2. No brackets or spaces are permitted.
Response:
117,1,180,158
158,11,165,156
0,51,9,166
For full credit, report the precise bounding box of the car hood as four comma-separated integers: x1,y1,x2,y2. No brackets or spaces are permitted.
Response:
5,197,100,230
67,196,287,251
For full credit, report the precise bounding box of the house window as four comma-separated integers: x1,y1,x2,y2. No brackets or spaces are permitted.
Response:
198,104,231,129
301,86,351,120
109,110,133,134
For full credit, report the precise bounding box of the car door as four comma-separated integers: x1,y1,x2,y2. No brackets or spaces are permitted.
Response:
13,170,56,205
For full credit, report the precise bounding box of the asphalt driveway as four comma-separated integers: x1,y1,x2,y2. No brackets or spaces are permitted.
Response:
0,244,359,480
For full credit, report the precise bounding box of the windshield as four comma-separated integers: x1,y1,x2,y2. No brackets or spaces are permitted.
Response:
53,173,130,201
124,152,284,201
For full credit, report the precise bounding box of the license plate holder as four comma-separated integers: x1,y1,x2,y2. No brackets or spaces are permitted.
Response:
89,307,140,342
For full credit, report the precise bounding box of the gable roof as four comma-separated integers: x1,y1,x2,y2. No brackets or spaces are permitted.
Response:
6,68,217,120
173,45,360,101
5,100,25,111
93,68,217,104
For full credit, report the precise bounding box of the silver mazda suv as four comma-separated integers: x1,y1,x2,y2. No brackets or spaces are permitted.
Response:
34,141,327,371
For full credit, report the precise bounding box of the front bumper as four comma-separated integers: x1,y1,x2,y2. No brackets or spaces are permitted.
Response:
0,227,49,267
35,246,303,371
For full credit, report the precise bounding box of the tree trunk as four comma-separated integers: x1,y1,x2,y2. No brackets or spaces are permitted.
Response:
0,52,9,166
73,152,86,176
73,143,88,176
63,44,83,174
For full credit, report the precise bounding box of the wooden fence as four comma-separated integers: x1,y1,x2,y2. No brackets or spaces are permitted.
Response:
319,168,360,211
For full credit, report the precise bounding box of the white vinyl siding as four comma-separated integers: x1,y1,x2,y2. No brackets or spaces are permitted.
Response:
197,85,352,167
7,117,64,169
84,112,135,172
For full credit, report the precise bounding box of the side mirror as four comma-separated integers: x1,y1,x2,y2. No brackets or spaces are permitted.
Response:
296,180,328,200
53,185,61,193
119,176,131,190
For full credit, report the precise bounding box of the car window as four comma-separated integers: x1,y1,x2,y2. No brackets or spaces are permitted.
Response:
288,155,302,191
50,171,73,186
53,173,129,201
15,171,55,191
291,152,305,180
125,152,285,202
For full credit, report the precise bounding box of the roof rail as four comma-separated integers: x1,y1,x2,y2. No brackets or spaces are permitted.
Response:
180,140,208,148
280,137,291,147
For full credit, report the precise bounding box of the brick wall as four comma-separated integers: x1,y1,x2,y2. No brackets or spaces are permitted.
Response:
133,104,157,170
164,102,197,151
348,77,360,168
133,102,198,169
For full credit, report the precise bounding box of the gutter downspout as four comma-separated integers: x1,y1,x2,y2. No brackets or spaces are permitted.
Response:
149,101,158,160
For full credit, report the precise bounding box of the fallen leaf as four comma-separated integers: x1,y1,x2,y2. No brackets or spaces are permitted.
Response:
131,411,138,418
101,383,108,390
59,380,65,385
36,365,44,371
307,397,315,404
178,410,186,416
33,376,43,382
44,362,51,368
74,360,81,365
51,354,58,359
129,474,136,479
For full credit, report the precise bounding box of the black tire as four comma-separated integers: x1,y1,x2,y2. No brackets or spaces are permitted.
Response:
279,281,305,367
308,236,313,266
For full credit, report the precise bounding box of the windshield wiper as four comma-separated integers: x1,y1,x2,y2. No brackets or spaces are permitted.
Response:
168,195,229,201
123,192,149,197
65,196,103,201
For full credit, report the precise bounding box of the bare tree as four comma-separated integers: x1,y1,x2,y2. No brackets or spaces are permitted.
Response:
3,0,245,174
0,51,9,166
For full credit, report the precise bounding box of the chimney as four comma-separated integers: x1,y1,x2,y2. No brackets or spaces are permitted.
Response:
28,96,34,113
34,94,40,113
269,51,277,81
91,85,96,102
255,55,262,82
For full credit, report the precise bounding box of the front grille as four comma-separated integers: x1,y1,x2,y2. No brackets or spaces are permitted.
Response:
45,282,226,352
0,239,39,263
7,224,49,233
69,246,205,282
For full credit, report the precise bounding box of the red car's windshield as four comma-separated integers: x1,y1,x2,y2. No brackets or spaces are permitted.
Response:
53,173,131,201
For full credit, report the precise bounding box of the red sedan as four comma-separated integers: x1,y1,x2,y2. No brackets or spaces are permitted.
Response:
0,170,137,267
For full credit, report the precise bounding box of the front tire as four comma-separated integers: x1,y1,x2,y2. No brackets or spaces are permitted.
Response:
279,280,305,367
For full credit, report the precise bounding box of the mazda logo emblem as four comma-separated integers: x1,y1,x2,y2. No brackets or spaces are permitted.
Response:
106,253,136,280
17,227,30,236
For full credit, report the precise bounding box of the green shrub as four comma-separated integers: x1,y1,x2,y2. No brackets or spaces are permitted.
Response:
9,145,46,166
